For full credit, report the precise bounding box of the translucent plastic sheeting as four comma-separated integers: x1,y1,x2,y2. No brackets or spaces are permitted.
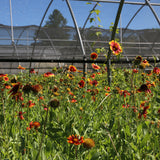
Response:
0,0,160,73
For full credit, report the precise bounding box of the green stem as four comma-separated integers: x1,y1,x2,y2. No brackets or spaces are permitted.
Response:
35,106,49,160
75,145,78,160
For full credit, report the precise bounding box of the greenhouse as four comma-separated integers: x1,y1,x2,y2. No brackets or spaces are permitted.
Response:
0,0,160,74
0,0,160,159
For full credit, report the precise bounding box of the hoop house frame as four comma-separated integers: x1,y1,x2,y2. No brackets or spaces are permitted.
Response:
0,0,160,86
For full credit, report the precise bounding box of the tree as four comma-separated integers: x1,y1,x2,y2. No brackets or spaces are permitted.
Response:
34,9,70,46
45,9,67,28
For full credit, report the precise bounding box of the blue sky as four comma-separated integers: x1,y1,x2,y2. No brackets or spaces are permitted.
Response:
0,0,160,29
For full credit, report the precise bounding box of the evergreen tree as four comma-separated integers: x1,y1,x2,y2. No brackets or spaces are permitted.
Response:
34,9,69,46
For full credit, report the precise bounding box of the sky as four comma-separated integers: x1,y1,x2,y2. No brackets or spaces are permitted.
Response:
0,0,160,30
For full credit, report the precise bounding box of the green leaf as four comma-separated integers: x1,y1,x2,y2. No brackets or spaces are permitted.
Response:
137,123,142,136
97,3,101,6
116,28,119,34
129,142,137,152
73,127,80,136
96,31,102,37
146,154,156,160
90,18,95,23
125,125,131,136
140,133,150,148
97,16,101,22
94,9,100,15
0,114,4,123
95,48,101,54
156,97,160,103
91,152,101,160
98,25,103,28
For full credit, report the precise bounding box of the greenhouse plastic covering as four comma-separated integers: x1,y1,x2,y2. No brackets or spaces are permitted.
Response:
0,0,160,73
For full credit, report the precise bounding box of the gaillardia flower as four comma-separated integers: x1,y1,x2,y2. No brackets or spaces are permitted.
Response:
31,84,43,94
67,74,74,80
18,65,26,70
68,65,77,72
90,80,98,86
109,40,122,55
28,100,35,108
49,98,60,109
27,121,40,131
133,69,138,73
91,63,100,70
140,60,149,69
90,52,98,60
153,67,160,75
0,74,8,77
8,82,21,97
90,73,96,79
138,106,150,119
52,85,59,92
137,84,151,93
3,76,9,81
4,84,11,89
133,56,143,65
83,138,95,149
78,80,85,88
119,90,131,98
22,84,32,94
67,135,84,145
17,111,26,120
44,72,54,77
33,121,41,129
30,68,35,74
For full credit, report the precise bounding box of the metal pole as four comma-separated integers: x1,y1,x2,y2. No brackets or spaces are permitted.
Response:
120,15,122,44
145,0,160,26
9,0,20,71
107,0,125,86
73,0,160,6
66,0,86,77
9,0,14,44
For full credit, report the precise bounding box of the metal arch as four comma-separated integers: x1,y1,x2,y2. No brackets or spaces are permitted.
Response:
29,0,54,73
0,24,12,41
121,0,160,61
65,0,87,76
81,2,99,53
15,27,27,45
73,0,160,6
145,0,160,59
69,2,99,62
65,0,86,57
145,0,160,26
42,29,57,54
122,4,145,36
